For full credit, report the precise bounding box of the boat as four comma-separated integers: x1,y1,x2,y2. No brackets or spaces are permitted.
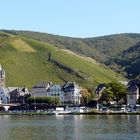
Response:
52,106,87,115
52,107,72,115
53,110,72,115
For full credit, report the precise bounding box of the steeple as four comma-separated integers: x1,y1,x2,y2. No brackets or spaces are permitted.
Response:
0,64,5,87
0,64,2,71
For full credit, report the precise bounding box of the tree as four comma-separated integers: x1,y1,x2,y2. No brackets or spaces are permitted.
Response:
27,96,61,106
81,89,92,105
100,88,113,104
108,82,127,104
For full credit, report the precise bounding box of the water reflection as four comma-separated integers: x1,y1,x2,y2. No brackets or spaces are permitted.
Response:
0,115,140,140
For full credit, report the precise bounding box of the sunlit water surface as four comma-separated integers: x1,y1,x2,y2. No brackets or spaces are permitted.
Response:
0,115,140,140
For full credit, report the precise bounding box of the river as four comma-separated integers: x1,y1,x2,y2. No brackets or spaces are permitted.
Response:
0,115,140,140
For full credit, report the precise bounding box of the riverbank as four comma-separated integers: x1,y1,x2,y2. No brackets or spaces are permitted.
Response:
0,111,140,115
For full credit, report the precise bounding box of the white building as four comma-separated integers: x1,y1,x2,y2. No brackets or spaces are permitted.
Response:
62,81,81,105
47,84,65,104
127,84,139,107
31,81,82,105
46,82,82,105
127,80,140,108
0,87,10,104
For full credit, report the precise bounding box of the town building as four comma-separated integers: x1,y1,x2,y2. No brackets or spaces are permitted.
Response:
47,84,65,104
31,81,82,105
62,81,81,105
0,64,9,104
8,87,30,104
31,82,52,97
127,79,140,107
0,87,10,104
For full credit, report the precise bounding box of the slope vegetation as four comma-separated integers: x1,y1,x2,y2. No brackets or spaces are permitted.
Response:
114,42,140,78
7,30,140,79
0,31,122,88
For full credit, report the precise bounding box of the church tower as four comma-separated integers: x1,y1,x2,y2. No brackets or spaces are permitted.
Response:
0,64,5,87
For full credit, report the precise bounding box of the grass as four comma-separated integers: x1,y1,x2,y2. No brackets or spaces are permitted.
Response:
0,32,124,89
10,38,36,52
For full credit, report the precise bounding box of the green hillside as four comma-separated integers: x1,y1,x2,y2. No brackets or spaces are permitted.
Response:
7,30,140,79
9,30,140,62
0,31,122,88
114,42,140,78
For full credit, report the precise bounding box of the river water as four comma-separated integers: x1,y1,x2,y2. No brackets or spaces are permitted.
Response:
0,115,140,140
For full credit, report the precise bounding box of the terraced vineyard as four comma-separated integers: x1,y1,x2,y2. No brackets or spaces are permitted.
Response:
0,31,123,88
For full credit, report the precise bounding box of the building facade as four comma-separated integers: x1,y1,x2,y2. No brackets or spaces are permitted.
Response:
31,82,52,97
0,87,10,104
127,85,139,107
8,87,30,104
31,81,82,105
62,81,81,105
47,84,64,104
127,80,140,107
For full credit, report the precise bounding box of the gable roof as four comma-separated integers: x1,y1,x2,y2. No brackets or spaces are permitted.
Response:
128,79,140,87
95,84,106,94
128,84,139,94
8,87,18,92
63,81,78,89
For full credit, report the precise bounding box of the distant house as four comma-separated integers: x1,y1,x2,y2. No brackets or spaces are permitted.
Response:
62,81,81,105
8,87,30,104
47,84,64,104
8,87,19,103
127,80,140,107
31,82,52,97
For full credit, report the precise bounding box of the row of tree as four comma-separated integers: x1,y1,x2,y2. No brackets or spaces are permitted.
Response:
27,96,61,106
99,82,127,104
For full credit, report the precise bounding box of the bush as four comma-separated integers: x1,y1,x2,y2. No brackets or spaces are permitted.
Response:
27,96,60,106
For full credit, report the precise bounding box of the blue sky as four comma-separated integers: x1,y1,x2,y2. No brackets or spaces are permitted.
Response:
0,0,140,37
